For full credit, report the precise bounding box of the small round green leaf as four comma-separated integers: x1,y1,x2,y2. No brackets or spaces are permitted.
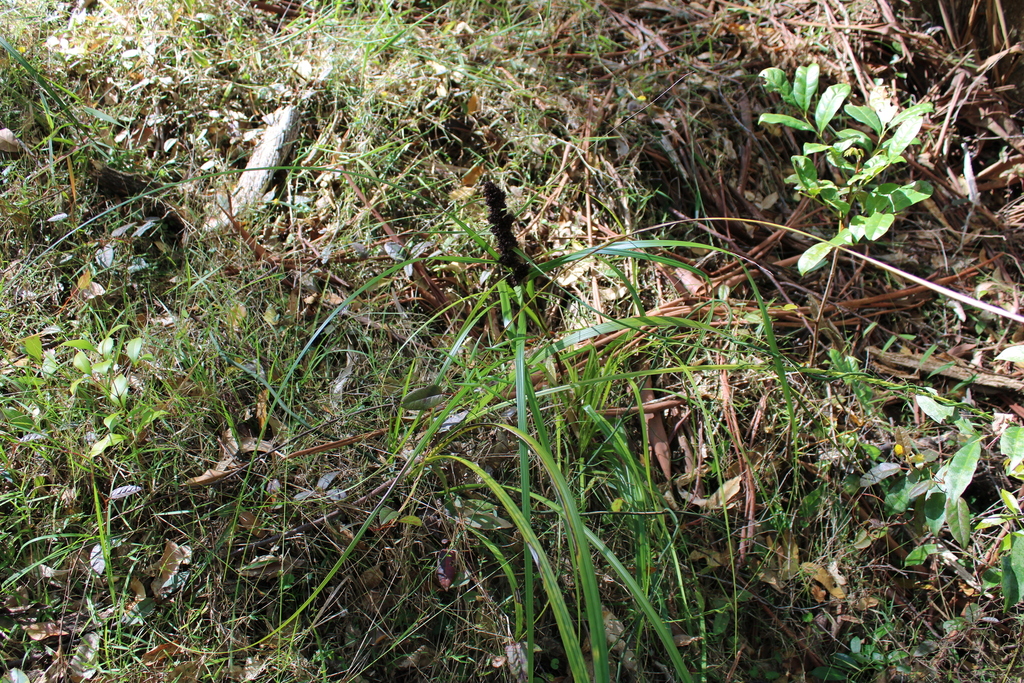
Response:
798,242,834,275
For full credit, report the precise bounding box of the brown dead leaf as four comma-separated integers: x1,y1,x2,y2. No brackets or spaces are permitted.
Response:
705,475,741,509
801,561,846,599
151,541,191,596
25,621,74,640
673,633,702,647
603,608,638,671
69,631,101,682
184,467,238,486
461,163,484,186
129,577,146,600
851,594,879,610
142,642,182,666
773,531,801,580
395,645,434,669
466,94,479,116
237,554,296,579
436,551,457,591
0,128,24,155
227,658,265,681
677,267,707,296
360,565,384,590
168,661,200,682
236,510,267,538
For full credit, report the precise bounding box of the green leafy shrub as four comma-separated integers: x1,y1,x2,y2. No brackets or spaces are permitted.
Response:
758,64,934,274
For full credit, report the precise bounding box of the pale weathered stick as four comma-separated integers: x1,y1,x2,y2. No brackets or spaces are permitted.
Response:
202,104,300,233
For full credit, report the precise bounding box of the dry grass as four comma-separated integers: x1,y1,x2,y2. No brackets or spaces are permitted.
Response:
2,1,1024,682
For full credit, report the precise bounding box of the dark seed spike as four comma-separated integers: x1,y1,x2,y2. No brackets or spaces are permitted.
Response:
482,180,527,283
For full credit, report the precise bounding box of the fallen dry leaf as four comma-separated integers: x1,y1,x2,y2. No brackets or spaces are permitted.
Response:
152,541,192,596
705,475,742,509
69,631,101,681
142,642,182,666
25,621,73,640
184,467,239,486
801,561,846,599
0,128,25,155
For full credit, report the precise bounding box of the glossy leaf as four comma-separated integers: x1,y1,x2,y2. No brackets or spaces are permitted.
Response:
814,83,850,134
887,115,923,156
22,335,42,361
758,113,814,132
1003,533,1024,609
943,436,982,502
792,63,819,113
798,242,834,275
758,67,794,106
849,212,894,241
889,101,934,127
916,395,954,423
946,495,971,547
844,104,882,135
790,155,818,190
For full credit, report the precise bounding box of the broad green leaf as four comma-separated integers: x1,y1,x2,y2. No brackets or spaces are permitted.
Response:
63,339,96,351
815,83,850,134
22,335,42,361
859,462,902,487
73,350,92,375
1001,426,1024,476
126,337,144,362
829,228,854,246
89,433,126,457
916,395,954,423
835,128,874,150
401,384,445,411
943,436,982,502
798,242,834,275
1001,488,1022,515
82,106,119,125
893,180,932,207
758,113,814,132
818,188,850,216
844,104,882,135
996,345,1024,363
758,67,794,105
905,543,939,566
792,64,819,113
849,212,894,241
889,101,934,127
1003,532,1024,609
110,374,129,407
98,336,115,357
887,115,923,156
803,142,831,154
790,155,818,190
946,495,971,547
924,491,946,536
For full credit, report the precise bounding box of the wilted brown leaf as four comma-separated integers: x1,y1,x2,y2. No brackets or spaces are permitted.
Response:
152,541,191,596
801,561,846,599
705,475,742,509
142,642,182,666
461,163,484,186
0,128,24,155
184,467,238,486
69,631,101,681
25,621,73,640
